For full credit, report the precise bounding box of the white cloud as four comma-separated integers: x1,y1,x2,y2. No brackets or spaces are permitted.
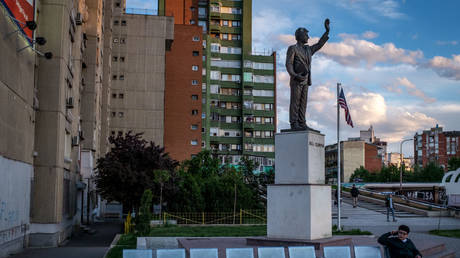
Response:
253,9,293,51
426,55,460,80
318,36,423,67
348,92,387,126
387,77,436,103
332,0,406,21
362,31,378,39
436,40,458,46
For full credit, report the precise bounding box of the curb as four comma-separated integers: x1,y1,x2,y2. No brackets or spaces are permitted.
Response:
103,234,122,258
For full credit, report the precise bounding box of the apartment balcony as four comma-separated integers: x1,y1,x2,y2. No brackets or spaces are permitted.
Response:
209,136,242,144
209,24,220,33
243,137,255,144
243,122,255,130
210,11,221,18
242,108,253,115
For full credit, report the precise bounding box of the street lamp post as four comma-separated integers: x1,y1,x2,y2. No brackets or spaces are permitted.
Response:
399,138,414,194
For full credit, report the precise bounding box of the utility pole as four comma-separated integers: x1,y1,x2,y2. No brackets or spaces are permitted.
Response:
400,138,414,194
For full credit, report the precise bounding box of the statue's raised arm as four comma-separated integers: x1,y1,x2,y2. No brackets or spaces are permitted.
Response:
325,18,330,33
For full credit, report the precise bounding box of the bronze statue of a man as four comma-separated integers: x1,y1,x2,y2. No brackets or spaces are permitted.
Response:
285,19,330,130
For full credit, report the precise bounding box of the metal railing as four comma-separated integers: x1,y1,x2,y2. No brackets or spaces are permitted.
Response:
153,209,267,225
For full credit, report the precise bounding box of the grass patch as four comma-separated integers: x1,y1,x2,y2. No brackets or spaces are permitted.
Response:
429,229,460,238
149,225,267,237
148,225,372,237
105,234,137,258
333,228,372,235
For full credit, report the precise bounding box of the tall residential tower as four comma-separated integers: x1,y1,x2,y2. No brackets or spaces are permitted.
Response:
161,0,276,171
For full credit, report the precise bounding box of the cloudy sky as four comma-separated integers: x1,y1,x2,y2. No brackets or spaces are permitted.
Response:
128,0,460,156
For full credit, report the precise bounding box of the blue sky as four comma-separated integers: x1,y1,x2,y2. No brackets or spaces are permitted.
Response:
128,0,460,156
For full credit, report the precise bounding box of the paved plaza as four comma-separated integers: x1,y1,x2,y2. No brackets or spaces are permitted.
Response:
9,202,460,258
11,223,122,258
337,197,460,256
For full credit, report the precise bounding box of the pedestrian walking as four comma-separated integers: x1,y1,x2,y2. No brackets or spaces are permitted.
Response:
378,225,422,258
350,184,360,208
386,194,397,222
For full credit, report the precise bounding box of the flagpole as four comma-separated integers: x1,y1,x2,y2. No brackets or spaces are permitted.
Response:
337,82,341,231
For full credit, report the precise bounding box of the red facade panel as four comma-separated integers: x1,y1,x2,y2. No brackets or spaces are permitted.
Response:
164,24,203,161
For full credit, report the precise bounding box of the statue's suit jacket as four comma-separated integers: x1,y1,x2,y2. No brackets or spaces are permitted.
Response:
286,32,329,86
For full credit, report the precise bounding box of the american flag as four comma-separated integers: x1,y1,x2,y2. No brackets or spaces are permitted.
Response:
338,88,354,128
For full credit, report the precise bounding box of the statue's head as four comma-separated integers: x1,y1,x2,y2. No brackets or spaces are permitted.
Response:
295,27,309,44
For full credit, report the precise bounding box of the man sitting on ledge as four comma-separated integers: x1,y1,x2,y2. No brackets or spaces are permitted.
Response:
378,225,422,258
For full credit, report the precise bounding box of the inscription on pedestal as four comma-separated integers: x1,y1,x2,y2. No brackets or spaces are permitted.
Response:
275,130,325,184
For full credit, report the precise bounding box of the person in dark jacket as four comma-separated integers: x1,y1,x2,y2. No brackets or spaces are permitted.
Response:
378,225,422,258
386,194,397,222
350,184,360,208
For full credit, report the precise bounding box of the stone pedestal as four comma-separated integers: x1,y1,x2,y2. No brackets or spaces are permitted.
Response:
267,130,331,240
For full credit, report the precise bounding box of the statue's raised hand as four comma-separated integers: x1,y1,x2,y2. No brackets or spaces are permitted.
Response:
325,18,330,33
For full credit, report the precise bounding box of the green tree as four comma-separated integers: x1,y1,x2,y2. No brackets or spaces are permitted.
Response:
448,157,460,171
153,169,170,218
167,151,263,212
412,162,445,182
136,189,153,235
95,132,178,211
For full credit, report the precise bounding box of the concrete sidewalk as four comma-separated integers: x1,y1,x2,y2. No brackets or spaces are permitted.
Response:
336,201,460,256
11,223,122,258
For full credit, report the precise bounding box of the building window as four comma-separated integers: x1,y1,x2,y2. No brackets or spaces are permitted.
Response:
118,112,124,117
112,93,117,98
198,7,206,17
191,95,198,100
210,43,220,52
119,75,125,80
115,2,121,7
231,34,241,40
222,33,228,40
191,124,198,130
231,21,240,27
120,38,126,44
191,140,198,146
111,131,115,135
119,93,124,99
190,20,195,25
120,57,125,62
112,56,118,62
193,51,199,56
192,109,198,115
113,38,119,43
210,71,220,80
111,112,116,117
202,113,206,119
198,21,207,32
114,20,119,25
121,20,127,26
192,80,199,85
192,36,200,41
192,65,199,71
112,75,117,80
